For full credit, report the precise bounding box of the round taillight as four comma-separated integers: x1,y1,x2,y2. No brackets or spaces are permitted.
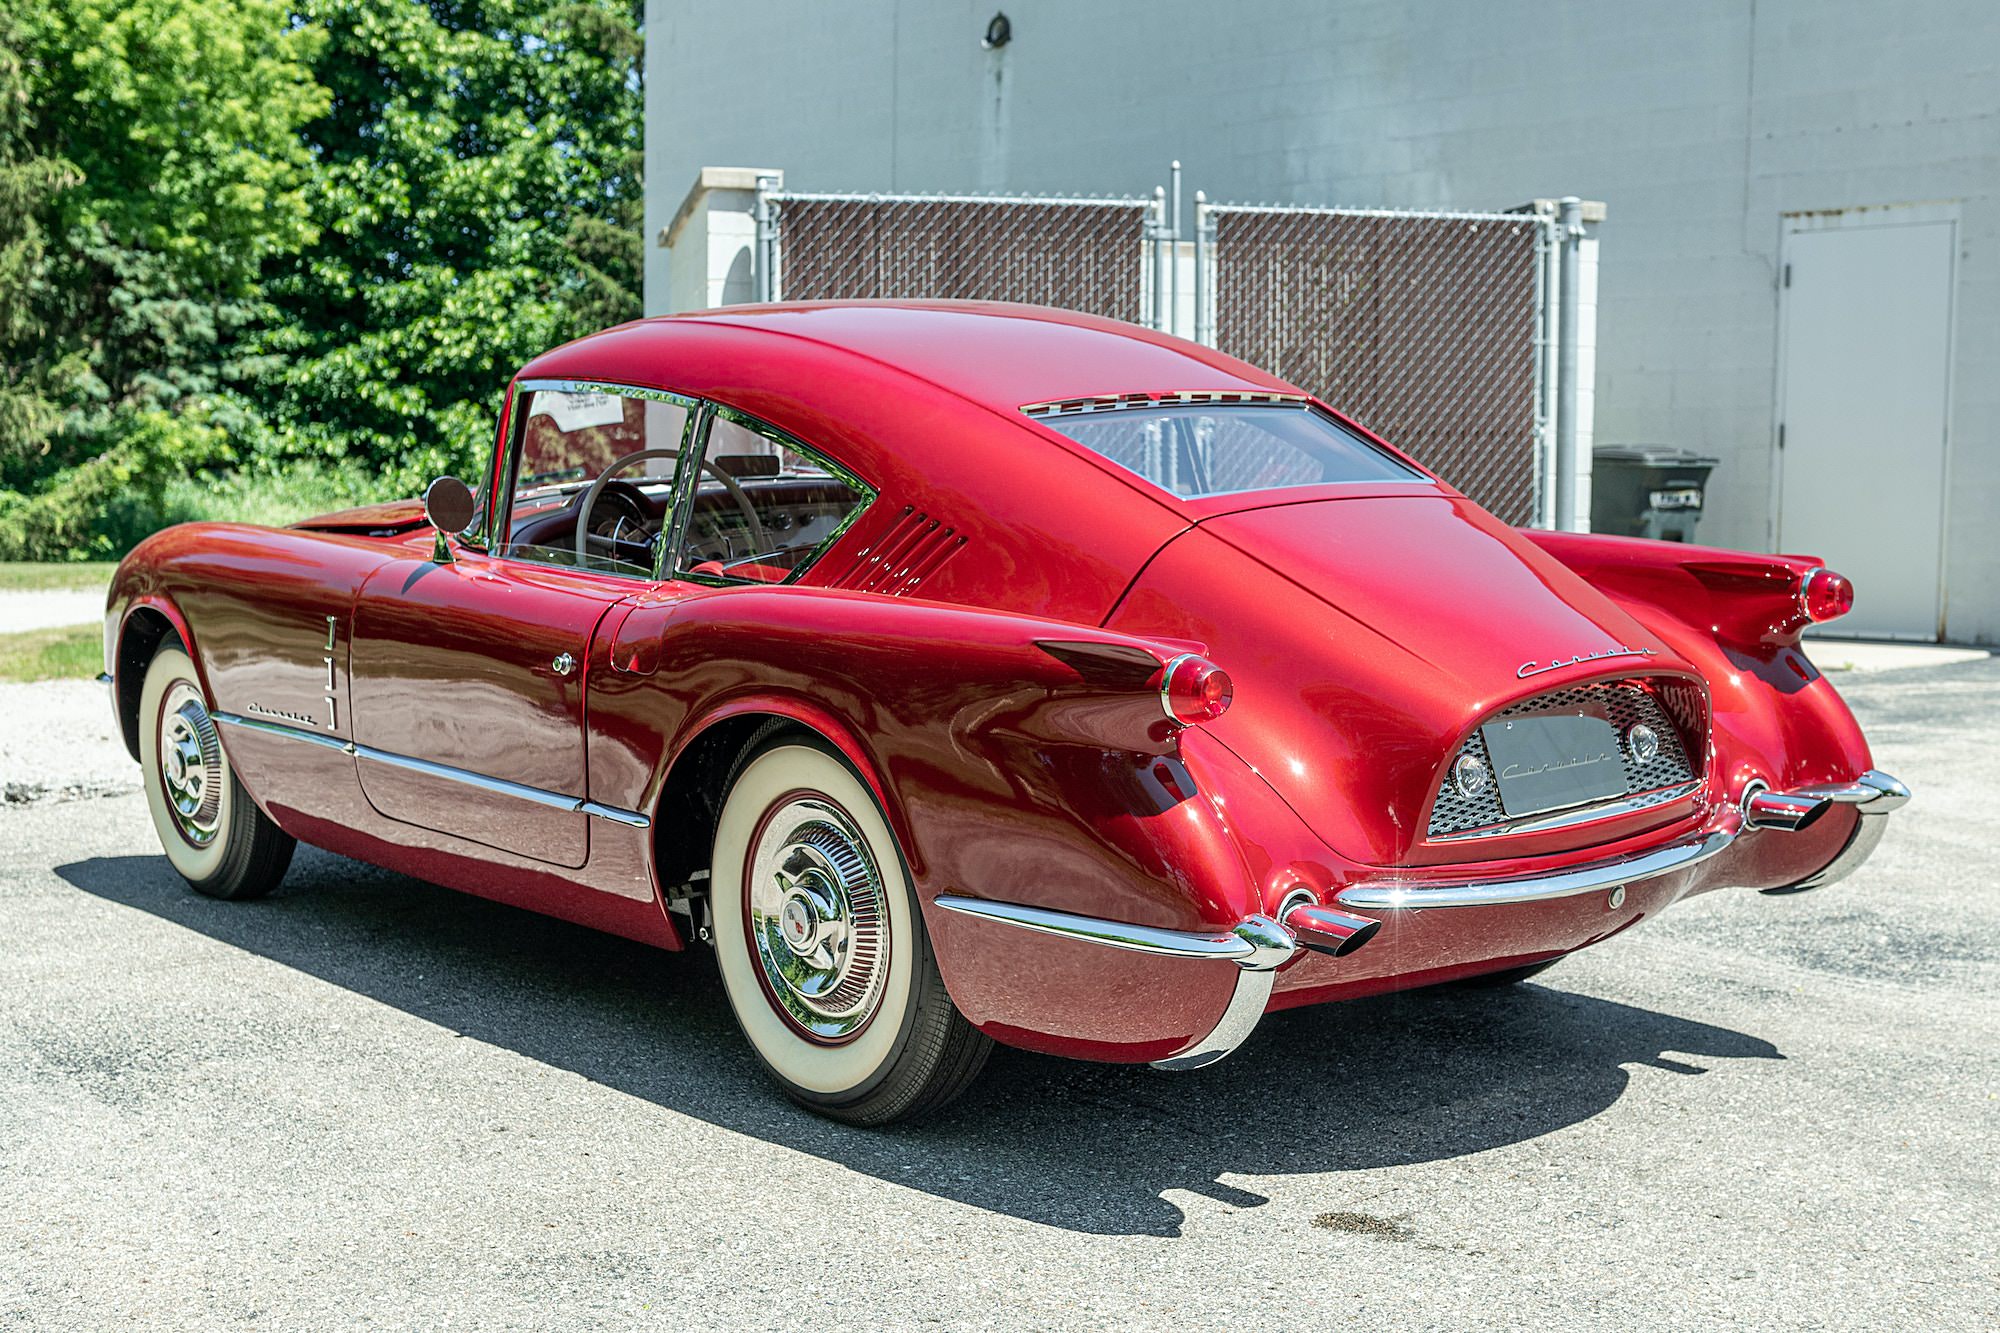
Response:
1802,567,1854,623
1160,654,1234,725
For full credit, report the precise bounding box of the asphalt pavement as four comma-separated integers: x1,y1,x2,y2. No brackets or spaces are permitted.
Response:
1,656,1995,1330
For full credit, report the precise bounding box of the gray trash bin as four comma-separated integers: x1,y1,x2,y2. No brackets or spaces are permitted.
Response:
1590,445,1720,542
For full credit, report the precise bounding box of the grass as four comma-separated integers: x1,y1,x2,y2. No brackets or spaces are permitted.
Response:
0,561,119,592
158,460,392,530
0,624,101,682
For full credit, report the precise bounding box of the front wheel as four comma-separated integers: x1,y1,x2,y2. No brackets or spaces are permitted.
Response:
710,732,990,1125
138,641,295,900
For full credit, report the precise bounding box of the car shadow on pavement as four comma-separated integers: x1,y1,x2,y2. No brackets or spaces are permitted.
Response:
58,847,1783,1238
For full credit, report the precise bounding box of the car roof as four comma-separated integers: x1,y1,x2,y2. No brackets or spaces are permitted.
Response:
516,301,1296,413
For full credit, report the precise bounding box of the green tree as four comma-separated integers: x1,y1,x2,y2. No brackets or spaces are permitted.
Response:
258,1,644,488
0,0,328,557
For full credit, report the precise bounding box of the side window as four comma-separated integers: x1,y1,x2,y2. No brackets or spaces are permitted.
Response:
671,410,872,584
499,386,692,578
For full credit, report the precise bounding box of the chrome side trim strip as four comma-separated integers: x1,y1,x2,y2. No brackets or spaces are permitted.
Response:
1336,828,1736,910
934,895,1277,963
215,711,353,752
361,746,582,812
580,800,652,829
212,712,651,830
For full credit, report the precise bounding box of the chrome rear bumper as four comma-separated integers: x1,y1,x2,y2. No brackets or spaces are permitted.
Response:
1336,828,1736,911
934,896,1327,1072
1761,768,1910,894
937,769,1907,1071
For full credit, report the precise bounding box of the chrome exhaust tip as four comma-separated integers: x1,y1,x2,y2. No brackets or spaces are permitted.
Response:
1280,901,1382,957
1742,782,1832,832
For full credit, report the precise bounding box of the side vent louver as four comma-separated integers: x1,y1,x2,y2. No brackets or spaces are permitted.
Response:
837,506,967,597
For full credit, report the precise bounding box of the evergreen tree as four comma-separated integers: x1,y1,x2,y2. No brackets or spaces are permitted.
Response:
0,10,80,473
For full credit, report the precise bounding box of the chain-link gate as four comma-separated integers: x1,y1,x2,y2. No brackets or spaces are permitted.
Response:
758,192,1154,325
1199,205,1556,525
744,181,1571,526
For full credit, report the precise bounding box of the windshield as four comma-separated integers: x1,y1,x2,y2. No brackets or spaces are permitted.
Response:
1031,402,1424,498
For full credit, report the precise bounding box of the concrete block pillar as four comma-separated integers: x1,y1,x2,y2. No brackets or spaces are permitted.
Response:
656,167,782,315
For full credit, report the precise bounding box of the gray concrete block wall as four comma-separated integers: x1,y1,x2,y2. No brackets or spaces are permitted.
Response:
644,0,2000,640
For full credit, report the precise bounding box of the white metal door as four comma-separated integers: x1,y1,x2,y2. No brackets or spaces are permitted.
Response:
1777,211,1955,640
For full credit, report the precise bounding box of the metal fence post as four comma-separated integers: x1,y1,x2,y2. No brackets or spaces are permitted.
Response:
753,173,782,302
1149,187,1170,333
1553,195,1584,532
1192,191,1209,347
1530,212,1557,528
1168,160,1183,338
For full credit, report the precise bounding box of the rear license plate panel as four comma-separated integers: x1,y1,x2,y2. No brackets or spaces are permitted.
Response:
1480,713,1627,817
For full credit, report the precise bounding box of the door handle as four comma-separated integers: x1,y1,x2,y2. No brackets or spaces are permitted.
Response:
551,652,576,677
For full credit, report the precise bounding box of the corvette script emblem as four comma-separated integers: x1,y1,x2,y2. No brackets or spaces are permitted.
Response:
1516,646,1655,679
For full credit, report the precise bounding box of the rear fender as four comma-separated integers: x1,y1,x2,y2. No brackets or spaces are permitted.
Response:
1525,531,1872,797
593,587,1260,933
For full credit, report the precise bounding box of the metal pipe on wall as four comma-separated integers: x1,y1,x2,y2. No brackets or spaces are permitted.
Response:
753,173,782,303
1553,195,1583,531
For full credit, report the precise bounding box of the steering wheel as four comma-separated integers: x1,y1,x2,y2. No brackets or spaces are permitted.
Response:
573,448,768,568
578,479,655,565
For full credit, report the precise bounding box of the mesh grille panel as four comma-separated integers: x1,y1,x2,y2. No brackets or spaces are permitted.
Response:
1211,209,1543,523
1427,678,1706,839
773,197,1148,322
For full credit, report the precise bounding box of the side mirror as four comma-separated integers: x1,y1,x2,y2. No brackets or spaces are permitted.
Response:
423,476,477,563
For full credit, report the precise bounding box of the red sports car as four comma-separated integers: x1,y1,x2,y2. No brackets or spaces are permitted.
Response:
102,302,1908,1124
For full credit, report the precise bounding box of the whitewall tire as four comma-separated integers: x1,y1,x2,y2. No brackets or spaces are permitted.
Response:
138,642,295,900
711,731,989,1125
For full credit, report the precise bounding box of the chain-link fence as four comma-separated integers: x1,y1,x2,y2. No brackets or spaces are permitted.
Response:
749,184,1566,525
763,193,1151,324
1203,206,1553,524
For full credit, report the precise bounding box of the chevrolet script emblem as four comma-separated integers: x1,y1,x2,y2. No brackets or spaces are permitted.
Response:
1516,646,1655,680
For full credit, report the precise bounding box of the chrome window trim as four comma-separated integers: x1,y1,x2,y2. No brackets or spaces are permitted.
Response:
497,378,703,583
1336,827,1735,910
671,400,878,589
1020,390,1313,417
212,712,651,829
489,379,877,590
1017,394,1428,499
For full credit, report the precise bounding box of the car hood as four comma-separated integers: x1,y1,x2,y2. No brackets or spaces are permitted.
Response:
1105,489,1698,866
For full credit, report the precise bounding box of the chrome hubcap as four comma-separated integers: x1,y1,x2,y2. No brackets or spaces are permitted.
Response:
159,682,223,847
746,797,889,1042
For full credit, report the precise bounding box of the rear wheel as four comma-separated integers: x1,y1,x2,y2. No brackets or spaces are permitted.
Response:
710,731,990,1125
138,642,295,900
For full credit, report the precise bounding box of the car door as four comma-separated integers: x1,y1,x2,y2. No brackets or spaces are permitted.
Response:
348,556,633,866
346,381,696,867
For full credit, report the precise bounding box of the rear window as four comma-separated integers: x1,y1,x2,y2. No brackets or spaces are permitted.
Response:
1030,402,1423,498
